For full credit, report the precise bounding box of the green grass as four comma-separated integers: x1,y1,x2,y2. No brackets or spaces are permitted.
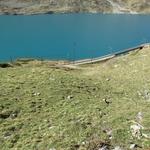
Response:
0,48,150,150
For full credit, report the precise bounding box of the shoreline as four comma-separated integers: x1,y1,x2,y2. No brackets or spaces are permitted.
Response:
0,11,147,16
1,43,149,67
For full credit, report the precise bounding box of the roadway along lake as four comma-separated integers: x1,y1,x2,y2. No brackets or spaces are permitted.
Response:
0,13,150,62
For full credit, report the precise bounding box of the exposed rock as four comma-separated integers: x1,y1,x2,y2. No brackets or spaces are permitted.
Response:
106,78,111,81
67,95,73,100
130,123,144,139
143,90,150,102
102,128,113,139
0,110,19,120
49,148,56,150
130,144,136,149
103,98,112,105
3,132,12,139
33,92,41,96
0,63,13,68
129,143,142,149
136,112,143,123
0,0,150,15
0,111,11,119
113,146,122,150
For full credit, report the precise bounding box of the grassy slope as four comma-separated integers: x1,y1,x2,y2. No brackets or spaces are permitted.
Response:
0,47,150,150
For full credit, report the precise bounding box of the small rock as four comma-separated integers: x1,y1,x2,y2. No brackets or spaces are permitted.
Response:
81,141,86,145
130,144,142,149
3,132,11,139
136,112,143,123
143,90,150,101
130,123,144,139
137,91,142,96
49,126,55,130
10,113,18,119
99,146,107,150
106,78,110,81
67,95,73,100
33,92,41,96
0,63,13,68
0,111,12,119
49,77,55,81
102,128,112,139
103,98,112,105
113,146,122,150
130,144,136,149
114,64,118,68
142,133,150,139
49,148,56,150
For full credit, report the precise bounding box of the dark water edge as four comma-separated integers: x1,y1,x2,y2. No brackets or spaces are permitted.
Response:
0,13,150,62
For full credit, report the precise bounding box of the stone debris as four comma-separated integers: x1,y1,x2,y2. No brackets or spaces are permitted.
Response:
137,91,142,96
67,95,73,100
106,78,111,81
103,98,112,105
33,92,41,96
136,112,143,123
49,77,55,81
129,144,142,149
49,148,56,150
143,90,150,101
0,63,13,68
137,90,150,101
113,146,122,150
130,123,144,139
0,110,19,120
10,112,18,119
142,133,150,139
130,144,136,149
103,128,113,139
99,146,108,150
114,64,118,68
130,112,150,140
3,132,12,139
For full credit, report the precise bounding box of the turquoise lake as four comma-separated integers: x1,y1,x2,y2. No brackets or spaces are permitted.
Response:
0,13,150,61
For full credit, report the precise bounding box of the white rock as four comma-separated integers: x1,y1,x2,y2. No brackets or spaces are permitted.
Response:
33,92,41,96
130,123,144,139
106,78,110,81
67,95,73,99
99,146,107,150
114,64,118,68
49,77,55,81
113,146,122,150
142,133,150,138
136,112,143,123
130,144,136,149
82,141,86,145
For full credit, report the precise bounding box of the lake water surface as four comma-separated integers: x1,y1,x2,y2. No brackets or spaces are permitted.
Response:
0,13,150,61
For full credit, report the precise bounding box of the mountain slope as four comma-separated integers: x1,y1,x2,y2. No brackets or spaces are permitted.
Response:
0,0,150,15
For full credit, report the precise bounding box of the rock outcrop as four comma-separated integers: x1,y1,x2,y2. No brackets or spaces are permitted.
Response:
0,0,150,15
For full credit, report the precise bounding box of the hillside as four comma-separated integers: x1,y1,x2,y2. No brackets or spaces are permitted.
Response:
0,47,150,149
0,0,150,15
